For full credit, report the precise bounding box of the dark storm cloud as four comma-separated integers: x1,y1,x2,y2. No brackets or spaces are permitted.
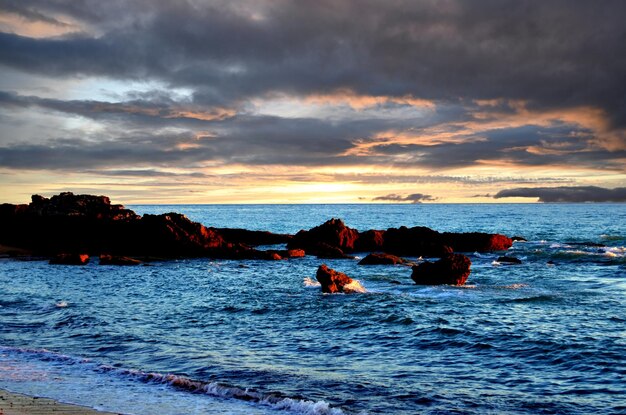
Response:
1,0,625,131
494,186,626,202
373,193,436,203
370,125,626,171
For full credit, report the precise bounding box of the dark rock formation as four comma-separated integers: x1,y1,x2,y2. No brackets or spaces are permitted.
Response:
273,249,306,258
288,219,359,255
315,264,363,293
441,232,513,252
289,219,512,257
411,254,472,285
49,253,90,265
382,226,454,257
213,228,292,246
358,253,408,265
497,256,522,264
354,229,385,251
99,254,142,266
0,192,280,260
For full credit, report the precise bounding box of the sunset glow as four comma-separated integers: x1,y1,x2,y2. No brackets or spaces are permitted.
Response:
1,1,625,204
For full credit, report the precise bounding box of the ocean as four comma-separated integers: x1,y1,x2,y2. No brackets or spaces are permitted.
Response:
1,204,625,414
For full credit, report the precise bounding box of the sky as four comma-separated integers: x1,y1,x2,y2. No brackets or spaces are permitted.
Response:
0,0,625,204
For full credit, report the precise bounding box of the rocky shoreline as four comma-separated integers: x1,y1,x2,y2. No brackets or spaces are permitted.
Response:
0,192,516,287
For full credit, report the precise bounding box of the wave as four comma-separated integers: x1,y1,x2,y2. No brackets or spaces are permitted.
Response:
0,346,345,415
343,280,367,294
303,277,321,287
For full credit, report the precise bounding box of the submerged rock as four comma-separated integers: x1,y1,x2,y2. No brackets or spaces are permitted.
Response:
315,264,365,293
411,254,471,286
358,253,409,265
497,256,522,264
49,253,90,265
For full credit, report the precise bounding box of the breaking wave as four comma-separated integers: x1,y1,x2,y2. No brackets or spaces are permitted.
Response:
0,346,345,415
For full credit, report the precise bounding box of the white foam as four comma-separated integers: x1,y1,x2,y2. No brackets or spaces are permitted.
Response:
268,397,345,415
0,347,347,415
55,301,69,308
343,279,367,294
303,277,321,287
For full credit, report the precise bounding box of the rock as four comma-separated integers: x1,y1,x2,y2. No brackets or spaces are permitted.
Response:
274,249,306,258
512,236,527,242
99,254,142,266
383,226,453,257
213,228,292,246
49,253,90,265
497,256,522,264
358,253,408,265
315,264,364,293
411,254,471,285
442,232,513,252
313,243,354,259
354,230,385,251
288,218,359,253
29,192,139,220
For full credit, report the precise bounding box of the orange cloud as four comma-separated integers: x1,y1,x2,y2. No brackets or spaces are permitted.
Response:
304,89,435,110
0,11,82,38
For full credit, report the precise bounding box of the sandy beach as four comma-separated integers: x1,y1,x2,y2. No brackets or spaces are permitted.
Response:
0,390,120,415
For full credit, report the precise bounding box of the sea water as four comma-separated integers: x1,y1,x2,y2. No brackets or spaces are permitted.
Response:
1,204,625,414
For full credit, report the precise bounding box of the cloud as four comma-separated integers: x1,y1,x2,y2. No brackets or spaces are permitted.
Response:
0,1,625,202
373,193,436,203
493,186,626,202
0,1,625,129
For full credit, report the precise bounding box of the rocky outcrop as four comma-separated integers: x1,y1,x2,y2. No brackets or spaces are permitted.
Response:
315,264,364,293
411,254,472,285
442,232,513,252
288,218,359,257
289,219,512,258
358,253,409,265
382,226,454,257
0,192,282,260
354,229,385,252
49,253,90,265
213,228,292,246
99,254,142,266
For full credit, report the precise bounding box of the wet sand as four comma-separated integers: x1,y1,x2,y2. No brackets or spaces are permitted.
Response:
0,390,120,415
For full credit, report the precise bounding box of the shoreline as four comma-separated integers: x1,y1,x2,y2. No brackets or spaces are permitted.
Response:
0,389,120,415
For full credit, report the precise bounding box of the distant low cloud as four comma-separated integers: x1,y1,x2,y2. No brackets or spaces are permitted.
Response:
494,186,626,202
373,193,436,203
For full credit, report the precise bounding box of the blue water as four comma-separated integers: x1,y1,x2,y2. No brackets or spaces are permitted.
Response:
1,204,625,414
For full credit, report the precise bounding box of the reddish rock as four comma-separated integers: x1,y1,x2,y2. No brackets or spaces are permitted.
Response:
358,253,408,265
99,254,142,265
273,249,306,258
411,254,472,285
442,232,512,252
383,226,453,257
315,264,357,293
313,243,354,259
212,228,292,246
50,253,90,265
354,230,385,251
288,219,359,253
